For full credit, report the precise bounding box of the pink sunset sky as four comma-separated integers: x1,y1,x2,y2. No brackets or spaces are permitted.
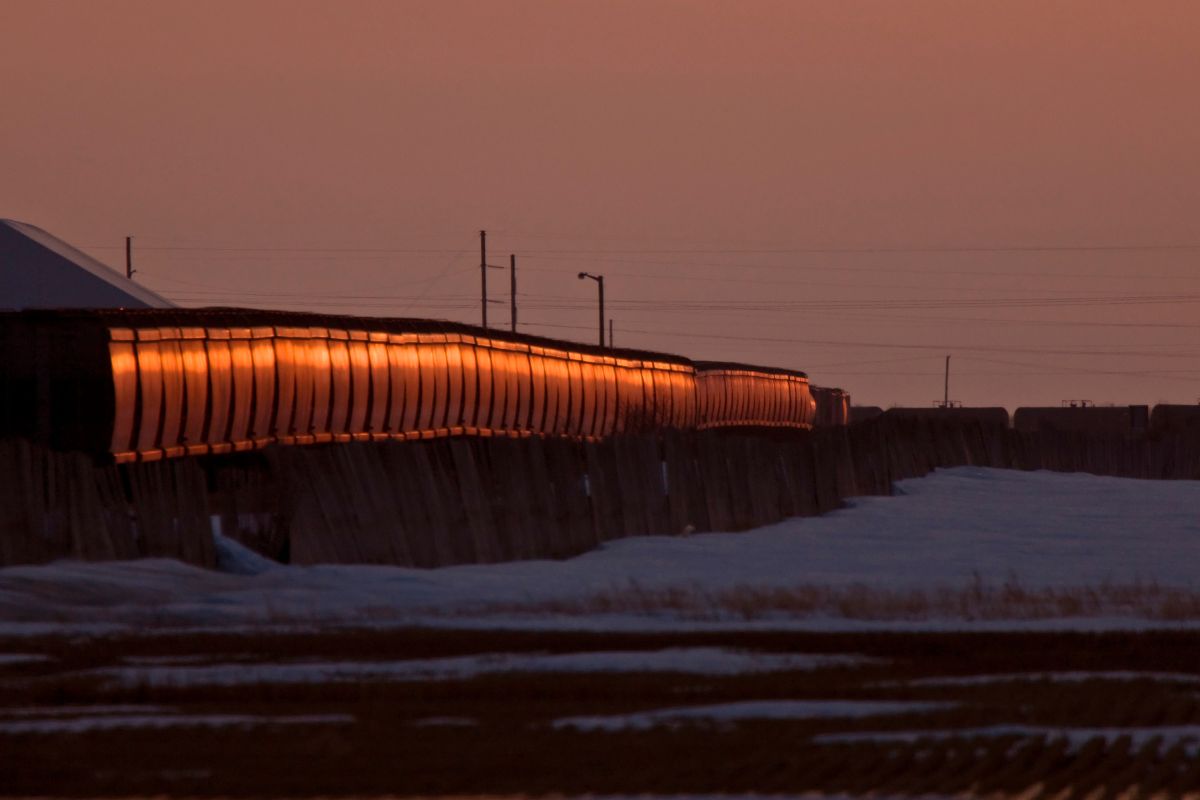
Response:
3,0,1199,409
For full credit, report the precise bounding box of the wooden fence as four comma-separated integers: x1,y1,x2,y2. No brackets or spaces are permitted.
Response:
2,416,1199,568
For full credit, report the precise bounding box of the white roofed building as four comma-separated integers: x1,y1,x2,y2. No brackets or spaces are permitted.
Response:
0,219,173,309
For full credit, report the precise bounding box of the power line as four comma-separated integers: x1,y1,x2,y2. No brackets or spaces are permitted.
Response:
514,322,1200,383
397,254,471,317
103,245,474,254
962,355,1200,383
156,278,1200,331
514,253,1200,283
89,240,1200,254
165,291,1200,315
519,320,1200,360
514,243,1200,255
492,293,1200,314
162,287,1200,346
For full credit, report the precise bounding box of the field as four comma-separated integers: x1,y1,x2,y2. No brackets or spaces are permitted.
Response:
6,626,1200,796
4,466,1200,798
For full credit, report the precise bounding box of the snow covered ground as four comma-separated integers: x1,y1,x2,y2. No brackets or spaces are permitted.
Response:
87,649,873,689
2,466,1198,632
0,712,354,735
814,725,1200,757
553,700,957,732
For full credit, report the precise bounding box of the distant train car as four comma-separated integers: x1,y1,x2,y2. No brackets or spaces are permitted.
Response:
1013,405,1148,436
1149,404,1200,436
693,361,815,430
811,386,851,427
850,406,884,424
0,308,831,464
881,407,1011,428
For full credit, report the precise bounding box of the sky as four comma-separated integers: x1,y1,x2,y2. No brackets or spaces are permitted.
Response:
3,0,1199,410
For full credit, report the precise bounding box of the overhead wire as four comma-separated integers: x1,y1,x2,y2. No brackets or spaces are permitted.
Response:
518,321,1200,360
113,234,1200,396
513,252,1200,284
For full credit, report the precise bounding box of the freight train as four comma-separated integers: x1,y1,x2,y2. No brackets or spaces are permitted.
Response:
0,309,850,464
853,404,1200,437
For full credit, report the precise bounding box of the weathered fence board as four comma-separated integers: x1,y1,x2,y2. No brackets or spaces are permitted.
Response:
3,417,1200,568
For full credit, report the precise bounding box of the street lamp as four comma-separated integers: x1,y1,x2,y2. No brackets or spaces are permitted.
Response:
577,272,605,348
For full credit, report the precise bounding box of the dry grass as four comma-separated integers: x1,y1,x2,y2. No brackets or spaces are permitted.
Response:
463,576,1200,622
6,625,1200,796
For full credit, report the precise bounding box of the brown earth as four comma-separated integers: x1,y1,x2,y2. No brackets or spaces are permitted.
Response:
3,626,1200,797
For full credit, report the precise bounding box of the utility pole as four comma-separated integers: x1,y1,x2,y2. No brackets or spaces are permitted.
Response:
510,254,517,332
477,230,505,328
125,236,135,280
577,272,605,348
598,277,604,348
609,318,613,349
480,230,488,328
943,355,950,407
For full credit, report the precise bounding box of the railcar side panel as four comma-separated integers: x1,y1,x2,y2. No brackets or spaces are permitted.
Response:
204,333,232,453
246,331,273,446
108,331,137,459
318,332,343,440
179,330,209,455
458,341,479,433
227,334,253,447
443,339,465,432
502,347,522,432
273,333,297,441
158,334,185,458
366,335,389,439
430,340,453,433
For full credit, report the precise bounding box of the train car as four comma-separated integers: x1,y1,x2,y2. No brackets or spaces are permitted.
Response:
881,407,1011,428
1013,405,1148,436
850,406,884,424
0,309,700,463
0,308,828,464
1149,404,1200,436
810,386,851,427
692,361,815,430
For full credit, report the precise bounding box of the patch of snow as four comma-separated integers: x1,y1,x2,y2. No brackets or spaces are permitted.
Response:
877,671,1200,688
549,797,957,800
554,700,956,732
540,796,956,800
815,724,1200,756
89,648,873,689
122,654,229,666
213,532,281,576
412,716,478,727
0,654,50,666
410,614,1200,635
3,468,1200,631
0,713,354,735
0,705,173,717
0,622,132,638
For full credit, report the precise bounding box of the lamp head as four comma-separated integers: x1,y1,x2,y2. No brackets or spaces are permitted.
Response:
577,272,587,279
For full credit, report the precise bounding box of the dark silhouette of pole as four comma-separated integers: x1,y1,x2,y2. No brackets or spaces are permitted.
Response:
598,279,604,348
609,318,613,348
577,272,605,348
943,355,950,407
479,230,488,328
510,254,517,332
125,236,134,280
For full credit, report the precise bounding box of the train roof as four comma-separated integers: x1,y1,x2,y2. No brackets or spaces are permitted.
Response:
691,360,808,380
0,307,851,389
0,306,699,367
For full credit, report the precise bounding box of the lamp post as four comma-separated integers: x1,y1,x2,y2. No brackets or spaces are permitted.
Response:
577,272,605,348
